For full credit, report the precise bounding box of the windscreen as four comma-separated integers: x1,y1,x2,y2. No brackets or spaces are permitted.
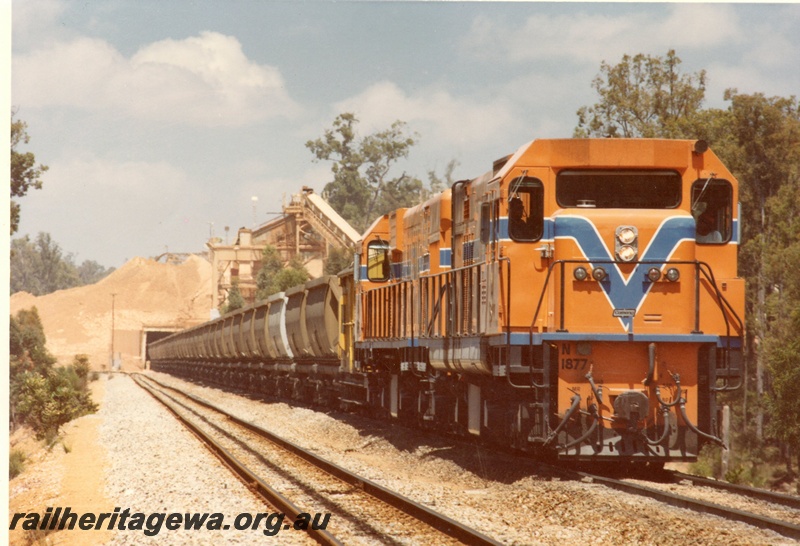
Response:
556,170,682,209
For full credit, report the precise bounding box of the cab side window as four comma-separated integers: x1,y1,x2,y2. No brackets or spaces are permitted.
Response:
367,240,391,281
691,179,732,244
508,177,544,242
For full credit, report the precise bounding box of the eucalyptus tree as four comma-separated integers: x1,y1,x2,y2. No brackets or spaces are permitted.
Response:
306,113,424,233
575,51,800,474
574,49,707,139
11,113,48,235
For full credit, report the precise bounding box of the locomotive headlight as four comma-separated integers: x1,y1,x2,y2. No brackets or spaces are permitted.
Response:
618,227,637,245
615,226,638,262
592,266,607,281
647,267,662,282
666,267,681,282
617,245,637,262
574,266,589,281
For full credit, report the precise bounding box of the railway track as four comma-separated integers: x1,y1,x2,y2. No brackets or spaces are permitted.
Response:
554,466,800,542
138,371,800,543
132,373,502,546
666,470,800,510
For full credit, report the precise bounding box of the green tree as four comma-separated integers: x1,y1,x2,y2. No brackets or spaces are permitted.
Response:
273,256,310,293
11,113,49,235
10,306,56,378
11,233,80,295
255,246,310,299
222,279,245,314
574,50,707,139
10,233,113,295
71,354,92,390
14,367,98,441
763,178,800,471
767,310,800,477
76,260,115,285
306,113,425,232
256,245,285,299
761,175,800,474
324,246,353,276
10,306,57,429
723,92,800,442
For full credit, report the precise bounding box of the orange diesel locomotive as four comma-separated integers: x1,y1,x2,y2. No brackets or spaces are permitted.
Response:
352,138,743,462
150,138,744,464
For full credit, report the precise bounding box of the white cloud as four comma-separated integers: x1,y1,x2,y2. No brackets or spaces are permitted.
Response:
739,8,800,72
16,154,196,265
656,4,740,49
463,5,742,66
11,0,69,50
334,81,519,149
42,155,187,207
13,31,300,126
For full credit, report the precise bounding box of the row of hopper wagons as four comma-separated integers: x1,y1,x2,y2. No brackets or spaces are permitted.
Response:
149,275,346,402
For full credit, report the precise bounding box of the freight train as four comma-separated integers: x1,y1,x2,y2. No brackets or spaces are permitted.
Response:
150,138,744,464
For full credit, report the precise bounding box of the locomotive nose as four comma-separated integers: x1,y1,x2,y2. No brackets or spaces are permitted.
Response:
613,390,650,431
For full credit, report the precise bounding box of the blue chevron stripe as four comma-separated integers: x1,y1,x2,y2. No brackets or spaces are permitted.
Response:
554,216,695,330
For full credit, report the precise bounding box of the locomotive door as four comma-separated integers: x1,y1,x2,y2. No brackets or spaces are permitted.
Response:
480,188,501,335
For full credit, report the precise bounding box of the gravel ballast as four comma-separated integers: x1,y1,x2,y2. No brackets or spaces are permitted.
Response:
99,374,313,545
144,371,798,546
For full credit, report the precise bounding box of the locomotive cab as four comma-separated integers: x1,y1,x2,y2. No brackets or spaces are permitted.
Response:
518,141,745,460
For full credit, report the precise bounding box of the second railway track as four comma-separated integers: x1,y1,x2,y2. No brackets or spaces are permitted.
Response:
136,372,800,544
551,466,800,542
132,373,502,545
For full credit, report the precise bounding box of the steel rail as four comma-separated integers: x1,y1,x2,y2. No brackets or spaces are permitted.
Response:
562,467,800,541
131,374,342,546
137,373,503,546
668,471,800,510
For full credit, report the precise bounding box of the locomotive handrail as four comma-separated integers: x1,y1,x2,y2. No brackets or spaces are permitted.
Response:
529,258,744,340
696,262,745,392
497,257,524,389
361,279,413,338
360,260,494,340
426,281,450,336
527,258,745,399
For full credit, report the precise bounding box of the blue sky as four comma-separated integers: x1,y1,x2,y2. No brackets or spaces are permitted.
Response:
10,1,800,269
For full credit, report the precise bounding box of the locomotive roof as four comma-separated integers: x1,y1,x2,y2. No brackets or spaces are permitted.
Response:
494,138,730,182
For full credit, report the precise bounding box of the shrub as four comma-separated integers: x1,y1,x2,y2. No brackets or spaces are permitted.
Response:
72,354,91,385
9,448,26,479
10,309,98,440
14,370,97,440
